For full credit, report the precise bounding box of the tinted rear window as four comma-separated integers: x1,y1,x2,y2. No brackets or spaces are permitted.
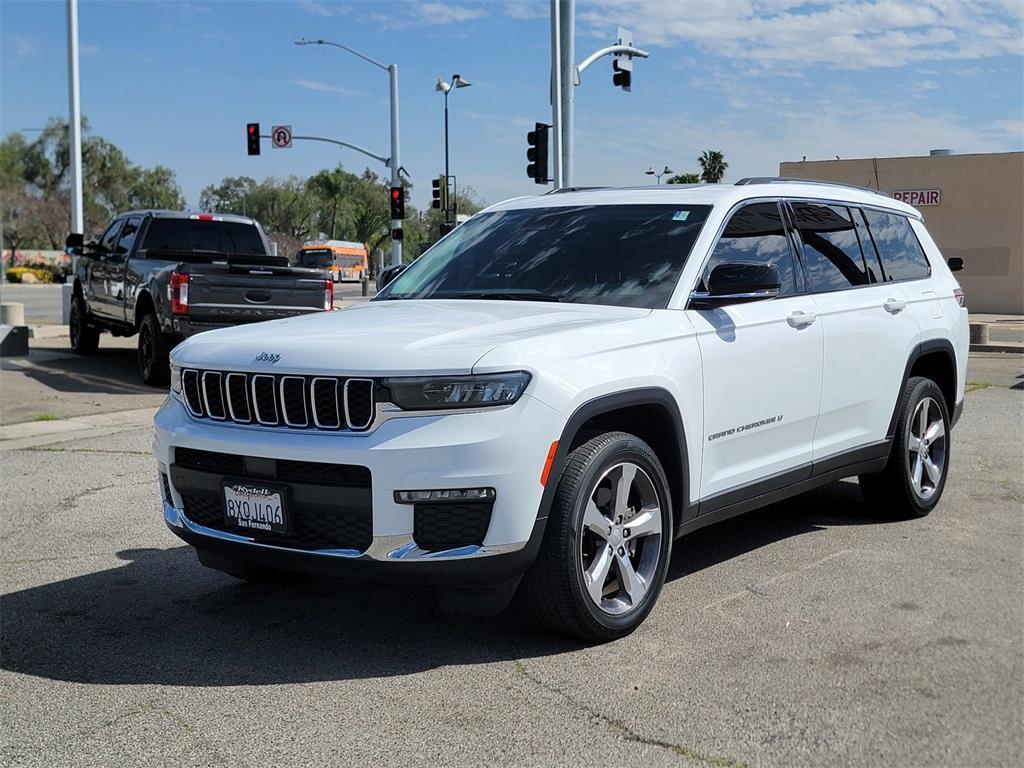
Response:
142,219,266,256
863,210,930,281
791,203,869,291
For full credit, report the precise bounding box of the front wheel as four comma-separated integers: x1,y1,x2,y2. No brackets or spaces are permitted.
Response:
137,313,170,386
860,376,950,518
518,431,673,642
69,294,99,354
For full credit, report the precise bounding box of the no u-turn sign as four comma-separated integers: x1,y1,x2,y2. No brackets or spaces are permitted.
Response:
271,125,292,149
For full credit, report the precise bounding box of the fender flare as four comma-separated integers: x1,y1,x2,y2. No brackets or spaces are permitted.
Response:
535,387,692,527
886,338,957,438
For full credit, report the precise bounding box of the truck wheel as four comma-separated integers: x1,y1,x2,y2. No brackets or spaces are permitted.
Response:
137,313,170,386
518,431,673,642
69,294,100,354
859,376,950,518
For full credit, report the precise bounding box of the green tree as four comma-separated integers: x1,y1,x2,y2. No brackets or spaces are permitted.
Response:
666,172,701,184
127,165,186,210
698,150,728,184
1,118,189,247
306,166,353,239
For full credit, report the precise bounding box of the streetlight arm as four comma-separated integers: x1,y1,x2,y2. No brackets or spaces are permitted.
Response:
294,38,388,72
573,44,650,85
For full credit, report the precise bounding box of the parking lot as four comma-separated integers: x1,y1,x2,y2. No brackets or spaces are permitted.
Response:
1,337,1020,767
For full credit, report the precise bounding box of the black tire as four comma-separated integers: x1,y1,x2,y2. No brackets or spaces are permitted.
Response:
518,431,673,642
137,312,170,386
195,548,300,584
69,294,99,355
859,376,950,518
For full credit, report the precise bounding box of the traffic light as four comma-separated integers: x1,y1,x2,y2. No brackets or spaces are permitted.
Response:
613,28,634,91
246,123,260,156
612,58,632,91
526,123,550,184
389,186,405,220
431,176,448,210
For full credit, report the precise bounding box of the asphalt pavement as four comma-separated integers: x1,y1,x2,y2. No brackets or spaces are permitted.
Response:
1,353,1021,767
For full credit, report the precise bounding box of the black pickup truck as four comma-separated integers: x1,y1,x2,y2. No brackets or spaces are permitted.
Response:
67,210,333,384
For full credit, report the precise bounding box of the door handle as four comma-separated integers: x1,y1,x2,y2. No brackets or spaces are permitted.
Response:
883,298,907,314
787,310,816,328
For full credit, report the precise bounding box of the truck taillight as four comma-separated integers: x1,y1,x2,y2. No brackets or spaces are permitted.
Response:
324,278,334,311
953,288,966,308
169,271,189,315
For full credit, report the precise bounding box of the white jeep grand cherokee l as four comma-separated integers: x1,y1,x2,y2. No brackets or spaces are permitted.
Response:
155,179,968,641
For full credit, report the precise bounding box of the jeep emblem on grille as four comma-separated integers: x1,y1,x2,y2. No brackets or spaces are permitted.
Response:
253,352,281,364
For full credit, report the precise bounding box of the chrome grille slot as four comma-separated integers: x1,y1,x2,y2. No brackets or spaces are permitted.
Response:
280,376,308,427
344,379,374,431
311,378,341,429
182,369,204,416
225,373,251,423
252,375,279,425
201,371,226,420
180,370,375,432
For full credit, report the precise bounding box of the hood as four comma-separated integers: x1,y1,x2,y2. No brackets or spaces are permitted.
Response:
170,299,649,375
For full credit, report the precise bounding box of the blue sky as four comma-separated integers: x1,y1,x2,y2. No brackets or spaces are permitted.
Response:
2,0,1022,211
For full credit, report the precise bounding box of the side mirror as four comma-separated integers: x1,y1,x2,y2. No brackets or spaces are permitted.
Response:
947,257,964,272
377,263,407,292
690,262,781,309
65,232,84,256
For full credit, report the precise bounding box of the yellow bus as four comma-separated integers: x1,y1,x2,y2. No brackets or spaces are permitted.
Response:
297,240,368,282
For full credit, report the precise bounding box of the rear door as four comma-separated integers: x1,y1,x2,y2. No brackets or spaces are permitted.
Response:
690,201,824,501
788,201,920,462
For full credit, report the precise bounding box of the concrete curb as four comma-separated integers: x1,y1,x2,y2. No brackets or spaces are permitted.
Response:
0,406,158,451
970,343,1024,354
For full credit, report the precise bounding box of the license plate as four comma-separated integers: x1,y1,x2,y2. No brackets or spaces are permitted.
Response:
223,483,288,534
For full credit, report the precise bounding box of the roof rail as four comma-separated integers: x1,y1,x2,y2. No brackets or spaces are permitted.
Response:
545,186,609,194
734,177,888,197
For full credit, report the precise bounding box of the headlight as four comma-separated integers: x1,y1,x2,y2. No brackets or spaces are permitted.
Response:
169,364,182,395
381,371,531,410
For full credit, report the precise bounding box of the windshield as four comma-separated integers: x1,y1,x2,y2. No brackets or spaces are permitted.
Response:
380,204,711,308
142,219,266,256
299,249,334,268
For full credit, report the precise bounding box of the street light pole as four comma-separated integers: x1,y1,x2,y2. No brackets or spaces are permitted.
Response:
296,39,402,267
435,75,470,227
66,0,84,237
645,165,674,185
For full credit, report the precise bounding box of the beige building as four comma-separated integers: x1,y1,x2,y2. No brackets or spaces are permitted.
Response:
779,151,1023,314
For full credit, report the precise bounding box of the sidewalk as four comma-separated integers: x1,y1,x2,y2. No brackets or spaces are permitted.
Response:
969,313,1023,354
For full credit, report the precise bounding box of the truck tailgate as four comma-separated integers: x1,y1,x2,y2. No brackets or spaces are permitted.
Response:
185,263,327,324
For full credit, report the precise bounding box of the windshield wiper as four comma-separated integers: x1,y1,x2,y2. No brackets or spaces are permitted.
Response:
448,291,566,303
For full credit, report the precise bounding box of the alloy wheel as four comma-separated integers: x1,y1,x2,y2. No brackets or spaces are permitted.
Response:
907,396,946,500
579,461,663,616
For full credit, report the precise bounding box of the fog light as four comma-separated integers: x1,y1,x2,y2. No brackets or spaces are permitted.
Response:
394,488,496,504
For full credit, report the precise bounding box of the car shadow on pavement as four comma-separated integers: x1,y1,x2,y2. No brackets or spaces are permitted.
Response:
1,344,160,395
1,480,893,687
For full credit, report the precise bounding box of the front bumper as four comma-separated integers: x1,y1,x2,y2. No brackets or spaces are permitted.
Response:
154,393,564,584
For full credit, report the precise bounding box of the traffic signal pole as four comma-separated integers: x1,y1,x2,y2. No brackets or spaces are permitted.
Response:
548,1,649,189
387,63,402,267
556,0,574,189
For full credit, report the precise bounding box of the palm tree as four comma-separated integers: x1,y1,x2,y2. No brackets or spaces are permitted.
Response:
698,150,728,184
307,167,347,239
